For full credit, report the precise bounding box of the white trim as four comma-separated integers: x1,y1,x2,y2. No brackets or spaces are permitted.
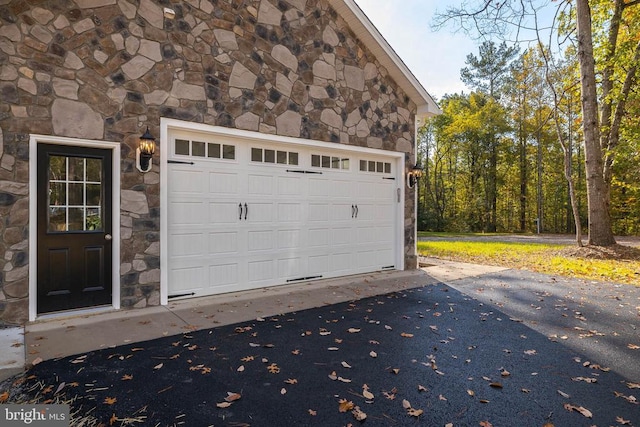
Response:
160,118,405,305
29,135,121,321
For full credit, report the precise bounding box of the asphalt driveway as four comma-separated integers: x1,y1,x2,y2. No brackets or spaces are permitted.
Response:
2,269,639,426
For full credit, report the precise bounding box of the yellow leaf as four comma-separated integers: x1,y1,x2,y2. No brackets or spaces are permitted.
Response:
104,396,117,405
338,399,354,413
0,392,9,403
267,363,280,374
109,413,117,426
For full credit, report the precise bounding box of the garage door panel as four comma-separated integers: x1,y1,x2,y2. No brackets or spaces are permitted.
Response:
308,228,329,247
330,180,353,198
209,263,238,287
308,254,328,274
308,203,329,222
248,259,274,283
332,227,353,245
208,231,238,254
209,171,239,195
277,203,302,222
248,174,273,196
247,230,274,251
278,176,303,196
170,232,205,257
169,265,205,293
278,229,302,249
308,178,329,197
209,202,241,223
330,203,353,221
170,169,206,194
330,252,353,273
169,201,205,225
278,257,304,278
246,202,274,222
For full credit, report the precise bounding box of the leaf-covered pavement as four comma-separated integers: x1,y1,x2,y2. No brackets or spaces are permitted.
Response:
2,283,639,426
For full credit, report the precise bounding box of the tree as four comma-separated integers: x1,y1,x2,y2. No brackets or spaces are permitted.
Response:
460,41,518,231
433,0,640,246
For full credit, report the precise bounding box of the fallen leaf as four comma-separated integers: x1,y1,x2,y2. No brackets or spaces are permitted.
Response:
237,365,245,372
216,402,232,408
616,416,631,425
572,377,597,383
489,382,503,389
281,388,287,395
400,332,414,338
391,368,400,375
241,356,255,362
225,392,241,402
439,394,447,401
402,399,412,409
557,390,570,398
418,385,427,392
308,409,317,416
0,392,9,403
362,386,374,400
104,397,117,405
267,363,280,374
329,371,338,381
121,374,133,381
407,407,424,417
500,369,510,377
338,399,354,413
563,403,592,418
524,349,537,355
285,378,298,385
337,376,352,383
479,422,493,427
291,349,300,355
32,357,43,366
341,361,352,369
627,382,640,389
370,351,377,358
347,328,361,333
153,363,163,370
327,347,339,351
109,413,117,426
352,406,367,421
627,344,639,350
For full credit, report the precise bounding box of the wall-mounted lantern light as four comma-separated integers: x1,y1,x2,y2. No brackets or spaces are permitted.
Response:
136,126,155,173
406,162,424,188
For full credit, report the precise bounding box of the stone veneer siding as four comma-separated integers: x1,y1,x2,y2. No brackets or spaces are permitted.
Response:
0,0,418,325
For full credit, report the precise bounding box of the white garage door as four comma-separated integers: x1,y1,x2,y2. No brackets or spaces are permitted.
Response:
165,128,402,299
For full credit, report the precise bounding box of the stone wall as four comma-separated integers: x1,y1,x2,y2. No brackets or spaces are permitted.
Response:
0,0,418,325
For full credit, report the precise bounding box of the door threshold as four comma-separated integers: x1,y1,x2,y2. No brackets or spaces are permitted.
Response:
32,305,115,324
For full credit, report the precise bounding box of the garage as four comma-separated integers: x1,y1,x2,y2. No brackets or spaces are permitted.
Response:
161,122,404,301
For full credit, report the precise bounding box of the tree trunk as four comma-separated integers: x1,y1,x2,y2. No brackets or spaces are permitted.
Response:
575,0,616,246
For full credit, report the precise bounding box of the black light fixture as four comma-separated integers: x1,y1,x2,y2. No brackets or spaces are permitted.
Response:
407,161,424,188
136,126,155,172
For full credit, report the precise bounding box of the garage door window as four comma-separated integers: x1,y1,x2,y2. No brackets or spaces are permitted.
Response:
360,159,391,174
311,154,349,170
251,147,298,165
175,139,235,160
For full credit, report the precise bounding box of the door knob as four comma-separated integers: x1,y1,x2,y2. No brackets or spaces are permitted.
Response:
105,234,112,241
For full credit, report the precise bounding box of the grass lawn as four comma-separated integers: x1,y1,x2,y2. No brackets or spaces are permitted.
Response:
417,239,640,286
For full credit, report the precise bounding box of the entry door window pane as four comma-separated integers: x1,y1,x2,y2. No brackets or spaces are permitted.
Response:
47,155,103,232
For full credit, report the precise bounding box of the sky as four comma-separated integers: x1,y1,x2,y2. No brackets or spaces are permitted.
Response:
353,0,478,101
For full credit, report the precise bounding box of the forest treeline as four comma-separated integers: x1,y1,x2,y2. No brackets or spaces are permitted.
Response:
417,1,640,236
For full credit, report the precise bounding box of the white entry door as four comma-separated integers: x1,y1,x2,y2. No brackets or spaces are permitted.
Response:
165,127,402,299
